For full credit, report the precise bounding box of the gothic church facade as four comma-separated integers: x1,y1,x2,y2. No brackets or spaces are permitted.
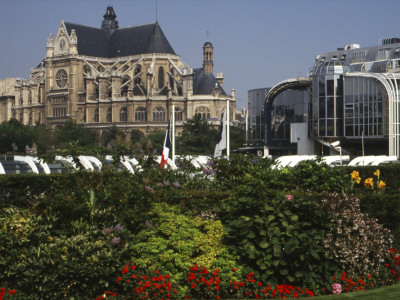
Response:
0,6,236,139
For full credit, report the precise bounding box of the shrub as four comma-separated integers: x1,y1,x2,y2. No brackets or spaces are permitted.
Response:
217,175,336,290
128,203,239,289
0,206,133,299
319,192,393,284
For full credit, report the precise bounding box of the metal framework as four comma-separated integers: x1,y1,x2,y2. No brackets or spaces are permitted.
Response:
345,72,400,158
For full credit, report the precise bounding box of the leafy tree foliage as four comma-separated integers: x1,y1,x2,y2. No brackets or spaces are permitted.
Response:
177,115,218,155
138,130,166,155
55,119,98,148
0,119,34,153
102,126,126,148
130,129,145,144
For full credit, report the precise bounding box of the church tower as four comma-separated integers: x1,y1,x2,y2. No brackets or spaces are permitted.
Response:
102,6,119,40
203,41,214,74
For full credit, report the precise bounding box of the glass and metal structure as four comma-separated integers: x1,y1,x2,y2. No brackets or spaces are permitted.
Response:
262,37,400,157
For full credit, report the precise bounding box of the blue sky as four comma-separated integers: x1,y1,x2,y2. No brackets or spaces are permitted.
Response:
1,0,399,109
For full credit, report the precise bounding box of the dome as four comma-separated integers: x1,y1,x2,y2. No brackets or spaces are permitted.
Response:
313,58,353,75
203,41,213,47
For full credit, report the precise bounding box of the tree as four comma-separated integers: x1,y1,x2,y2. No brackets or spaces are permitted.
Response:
229,126,246,151
138,130,166,156
0,119,34,154
103,126,126,148
130,129,145,144
177,115,218,155
55,119,98,149
30,124,55,154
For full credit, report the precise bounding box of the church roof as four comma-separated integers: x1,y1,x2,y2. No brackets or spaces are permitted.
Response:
64,21,176,58
193,68,226,95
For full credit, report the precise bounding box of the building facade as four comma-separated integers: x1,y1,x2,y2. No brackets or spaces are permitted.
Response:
262,38,400,157
0,6,236,140
248,88,308,155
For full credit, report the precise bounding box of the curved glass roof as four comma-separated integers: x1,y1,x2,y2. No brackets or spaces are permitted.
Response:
313,58,353,75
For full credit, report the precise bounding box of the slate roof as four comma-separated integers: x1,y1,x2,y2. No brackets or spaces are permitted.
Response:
64,22,175,58
193,68,226,95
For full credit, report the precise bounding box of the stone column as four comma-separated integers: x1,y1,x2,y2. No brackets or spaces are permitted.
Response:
86,78,95,101
98,77,108,100
112,76,122,99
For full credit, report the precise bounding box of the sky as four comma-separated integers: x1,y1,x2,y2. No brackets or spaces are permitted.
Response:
1,0,400,109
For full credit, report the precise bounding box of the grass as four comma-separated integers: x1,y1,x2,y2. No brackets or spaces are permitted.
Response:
313,282,400,299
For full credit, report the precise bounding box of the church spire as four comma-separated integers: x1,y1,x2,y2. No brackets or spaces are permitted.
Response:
101,6,119,30
203,39,214,74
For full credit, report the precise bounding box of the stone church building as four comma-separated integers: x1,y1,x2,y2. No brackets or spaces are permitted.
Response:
0,6,236,139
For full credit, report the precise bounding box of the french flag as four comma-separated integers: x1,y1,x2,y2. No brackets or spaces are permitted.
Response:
160,120,171,168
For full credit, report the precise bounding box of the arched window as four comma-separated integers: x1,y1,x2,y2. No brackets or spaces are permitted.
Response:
120,107,127,122
153,107,166,122
195,106,211,119
175,107,183,121
158,66,164,89
94,108,99,123
106,107,112,122
135,107,147,122
134,65,142,85
121,76,130,96
19,113,23,123
28,112,32,125
38,112,41,124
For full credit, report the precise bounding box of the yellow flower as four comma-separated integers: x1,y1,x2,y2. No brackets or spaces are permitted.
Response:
378,180,386,189
374,169,380,177
350,171,361,184
364,178,374,189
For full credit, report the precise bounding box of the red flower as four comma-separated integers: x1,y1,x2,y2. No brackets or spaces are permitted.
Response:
213,269,219,276
233,268,237,272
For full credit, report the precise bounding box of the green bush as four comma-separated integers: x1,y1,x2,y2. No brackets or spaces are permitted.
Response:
128,203,239,288
216,174,336,290
0,206,134,299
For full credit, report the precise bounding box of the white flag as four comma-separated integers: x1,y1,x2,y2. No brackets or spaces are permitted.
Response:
160,120,171,168
214,110,227,158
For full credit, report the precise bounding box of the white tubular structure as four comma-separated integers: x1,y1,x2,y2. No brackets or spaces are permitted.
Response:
348,156,377,166
273,155,316,169
14,156,39,174
55,156,77,170
125,156,142,172
0,162,5,174
105,155,135,174
369,156,398,165
80,156,102,171
321,155,350,166
31,157,51,174
78,156,95,171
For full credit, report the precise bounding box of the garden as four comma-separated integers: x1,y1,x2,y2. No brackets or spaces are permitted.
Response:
1,154,400,299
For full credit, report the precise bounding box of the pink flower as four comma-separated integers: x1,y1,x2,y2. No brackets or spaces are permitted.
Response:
332,283,342,294
285,194,293,200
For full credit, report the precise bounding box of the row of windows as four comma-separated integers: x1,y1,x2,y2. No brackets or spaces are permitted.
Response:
53,108,66,118
312,76,385,137
90,107,191,123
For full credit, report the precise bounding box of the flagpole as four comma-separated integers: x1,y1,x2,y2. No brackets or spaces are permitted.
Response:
172,104,175,165
227,98,230,158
